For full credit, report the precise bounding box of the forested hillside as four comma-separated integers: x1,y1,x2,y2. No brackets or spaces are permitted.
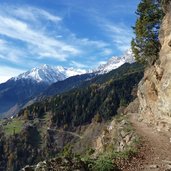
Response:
19,63,144,128
0,63,144,171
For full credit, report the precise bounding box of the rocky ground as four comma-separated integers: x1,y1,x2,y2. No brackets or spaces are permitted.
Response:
20,112,171,171
122,113,171,171
21,157,88,171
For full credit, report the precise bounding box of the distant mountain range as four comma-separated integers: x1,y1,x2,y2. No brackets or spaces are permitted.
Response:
94,49,134,74
0,50,135,118
10,49,134,84
11,64,86,85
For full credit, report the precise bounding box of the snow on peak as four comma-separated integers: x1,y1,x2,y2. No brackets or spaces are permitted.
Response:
94,49,135,74
10,49,134,84
122,49,135,63
64,68,87,77
12,64,86,84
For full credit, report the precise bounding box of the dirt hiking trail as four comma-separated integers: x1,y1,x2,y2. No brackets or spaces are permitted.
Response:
124,113,171,171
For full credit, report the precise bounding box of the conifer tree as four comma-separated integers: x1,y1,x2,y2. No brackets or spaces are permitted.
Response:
131,0,164,65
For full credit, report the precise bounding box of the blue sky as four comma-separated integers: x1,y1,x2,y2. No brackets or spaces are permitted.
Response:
0,0,140,83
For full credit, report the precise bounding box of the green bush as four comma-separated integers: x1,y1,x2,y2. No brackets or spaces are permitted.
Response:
92,155,118,171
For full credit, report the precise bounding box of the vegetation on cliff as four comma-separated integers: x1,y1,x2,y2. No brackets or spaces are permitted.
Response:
131,0,164,65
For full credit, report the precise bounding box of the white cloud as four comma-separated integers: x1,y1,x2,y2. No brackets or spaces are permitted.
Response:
79,38,109,48
0,15,80,61
106,24,132,52
71,61,88,68
0,66,25,83
12,6,62,22
0,39,25,63
88,12,133,53
0,4,113,74
0,5,62,23
98,61,107,65
0,4,81,64
0,4,110,66
102,48,113,56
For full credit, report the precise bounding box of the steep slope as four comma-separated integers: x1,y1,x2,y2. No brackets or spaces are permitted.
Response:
0,79,47,118
42,73,96,96
137,0,171,131
119,2,171,170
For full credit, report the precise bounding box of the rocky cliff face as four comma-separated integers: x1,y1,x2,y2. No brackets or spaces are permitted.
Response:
138,0,171,131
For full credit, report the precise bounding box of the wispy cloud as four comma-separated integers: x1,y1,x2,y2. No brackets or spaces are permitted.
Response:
71,61,88,69
0,15,80,61
80,8,133,53
10,6,62,22
97,61,107,65
0,66,25,83
0,4,111,65
105,23,133,52
0,1,135,83
101,48,113,56
79,38,108,48
0,39,26,63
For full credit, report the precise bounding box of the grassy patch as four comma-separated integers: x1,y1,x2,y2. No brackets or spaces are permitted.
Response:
3,119,24,136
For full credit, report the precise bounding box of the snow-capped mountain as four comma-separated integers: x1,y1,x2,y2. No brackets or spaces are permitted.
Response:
95,49,134,74
0,65,86,117
0,49,134,118
11,64,86,85
9,49,133,84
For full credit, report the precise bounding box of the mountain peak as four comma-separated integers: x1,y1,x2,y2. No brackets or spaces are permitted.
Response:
11,65,86,85
9,49,134,84
95,49,134,74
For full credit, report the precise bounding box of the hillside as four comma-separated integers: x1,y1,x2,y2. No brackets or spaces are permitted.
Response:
0,63,143,171
42,73,96,96
42,62,142,97
1,1,171,171
18,63,143,128
19,1,171,171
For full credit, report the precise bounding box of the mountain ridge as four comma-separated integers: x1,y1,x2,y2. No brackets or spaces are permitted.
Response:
0,50,135,118
6,49,134,84
10,64,86,85
94,49,134,74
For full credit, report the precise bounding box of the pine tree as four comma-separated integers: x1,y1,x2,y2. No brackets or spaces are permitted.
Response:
131,0,164,65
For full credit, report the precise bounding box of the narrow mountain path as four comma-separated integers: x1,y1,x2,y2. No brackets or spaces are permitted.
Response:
125,113,171,171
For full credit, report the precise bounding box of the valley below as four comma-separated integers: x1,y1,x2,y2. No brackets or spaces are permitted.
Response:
1,0,171,171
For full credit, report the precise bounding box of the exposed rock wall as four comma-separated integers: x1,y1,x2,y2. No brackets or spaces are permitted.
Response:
93,116,138,155
138,0,171,131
